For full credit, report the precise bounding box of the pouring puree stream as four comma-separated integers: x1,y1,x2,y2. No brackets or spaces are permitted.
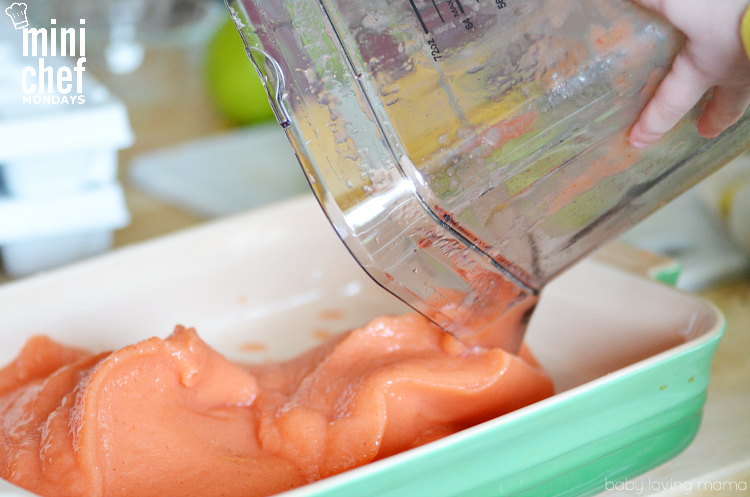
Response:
0,314,553,497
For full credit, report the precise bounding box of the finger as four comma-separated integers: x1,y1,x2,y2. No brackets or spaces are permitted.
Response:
627,0,699,29
697,85,750,138
627,0,663,11
627,0,680,21
629,52,713,147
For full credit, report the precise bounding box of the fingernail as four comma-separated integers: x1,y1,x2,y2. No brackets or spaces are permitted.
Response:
631,141,649,149
698,129,721,139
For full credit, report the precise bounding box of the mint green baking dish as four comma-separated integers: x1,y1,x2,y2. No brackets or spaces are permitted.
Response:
0,196,724,497
276,261,722,497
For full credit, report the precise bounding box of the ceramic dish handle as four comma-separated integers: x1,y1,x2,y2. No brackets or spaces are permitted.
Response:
592,241,681,286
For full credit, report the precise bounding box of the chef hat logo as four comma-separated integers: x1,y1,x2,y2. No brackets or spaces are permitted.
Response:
5,2,28,29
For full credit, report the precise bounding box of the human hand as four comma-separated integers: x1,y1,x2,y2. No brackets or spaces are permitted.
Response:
628,0,750,148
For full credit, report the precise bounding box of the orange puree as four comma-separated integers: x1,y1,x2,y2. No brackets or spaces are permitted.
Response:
0,315,553,497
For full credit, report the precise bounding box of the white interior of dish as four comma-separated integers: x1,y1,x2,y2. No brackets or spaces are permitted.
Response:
0,196,719,394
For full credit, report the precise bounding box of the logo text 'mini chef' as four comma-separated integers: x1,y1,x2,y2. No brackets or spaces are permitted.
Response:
6,3,88,104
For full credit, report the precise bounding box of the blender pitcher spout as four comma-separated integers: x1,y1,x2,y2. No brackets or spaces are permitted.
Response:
243,46,292,128
225,0,291,128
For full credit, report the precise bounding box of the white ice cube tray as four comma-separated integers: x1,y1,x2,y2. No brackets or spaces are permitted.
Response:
0,22,133,277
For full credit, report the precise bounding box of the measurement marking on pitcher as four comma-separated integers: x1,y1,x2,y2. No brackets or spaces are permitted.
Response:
409,0,474,61
427,38,442,61
410,0,468,33
431,0,445,22
409,0,429,33
447,0,463,17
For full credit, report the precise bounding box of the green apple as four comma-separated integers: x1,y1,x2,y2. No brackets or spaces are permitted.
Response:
205,19,275,125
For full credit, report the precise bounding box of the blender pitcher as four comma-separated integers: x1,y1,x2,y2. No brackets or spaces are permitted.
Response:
225,0,750,352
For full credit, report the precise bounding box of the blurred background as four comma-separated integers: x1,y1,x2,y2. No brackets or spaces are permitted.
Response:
0,0,310,283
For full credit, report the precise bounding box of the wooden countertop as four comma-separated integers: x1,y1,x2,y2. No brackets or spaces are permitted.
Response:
1,47,748,495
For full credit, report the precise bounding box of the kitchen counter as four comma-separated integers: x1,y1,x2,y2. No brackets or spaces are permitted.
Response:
1,46,748,496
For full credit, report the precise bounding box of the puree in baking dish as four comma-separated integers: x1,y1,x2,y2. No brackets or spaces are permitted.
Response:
0,314,553,497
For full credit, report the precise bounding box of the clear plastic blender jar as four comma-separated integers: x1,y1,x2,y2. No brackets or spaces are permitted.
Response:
225,0,750,351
